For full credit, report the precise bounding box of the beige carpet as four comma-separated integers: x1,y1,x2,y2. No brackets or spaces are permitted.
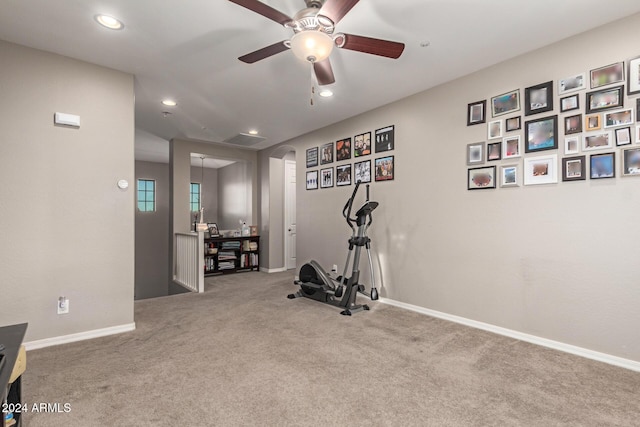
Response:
23,272,640,426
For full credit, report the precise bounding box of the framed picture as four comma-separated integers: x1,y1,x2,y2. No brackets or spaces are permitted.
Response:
525,115,558,153
320,167,334,188
525,81,553,116
467,165,496,190
523,154,558,186
354,132,371,157
564,135,580,155
336,164,352,186
207,223,220,237
586,85,623,114
354,160,372,183
558,72,586,95
491,89,520,117
590,152,615,179
615,127,632,146
560,94,579,112
336,138,352,161
603,108,634,128
306,170,318,190
564,114,582,135
500,164,519,187
585,114,601,131
590,62,624,89
467,100,486,125
637,99,640,122
502,135,521,159
628,56,640,95
487,142,501,161
306,147,318,168
320,142,334,165
488,120,503,139
505,116,521,132
375,125,394,153
583,132,612,151
466,142,485,166
374,156,394,181
637,126,640,143
622,147,640,176
562,156,586,181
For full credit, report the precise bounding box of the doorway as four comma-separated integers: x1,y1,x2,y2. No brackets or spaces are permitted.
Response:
284,159,297,270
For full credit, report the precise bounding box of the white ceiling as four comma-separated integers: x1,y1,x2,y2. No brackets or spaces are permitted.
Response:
2,0,640,161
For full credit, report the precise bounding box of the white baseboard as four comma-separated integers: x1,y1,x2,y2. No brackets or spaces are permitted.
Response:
379,297,640,373
24,322,136,351
260,267,288,273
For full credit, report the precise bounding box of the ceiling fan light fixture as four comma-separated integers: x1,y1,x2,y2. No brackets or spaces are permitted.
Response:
290,30,334,63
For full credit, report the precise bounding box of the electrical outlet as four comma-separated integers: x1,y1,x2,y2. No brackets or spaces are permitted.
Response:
332,264,338,273
57,297,69,315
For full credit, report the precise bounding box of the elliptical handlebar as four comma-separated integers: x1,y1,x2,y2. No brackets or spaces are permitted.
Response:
343,180,362,231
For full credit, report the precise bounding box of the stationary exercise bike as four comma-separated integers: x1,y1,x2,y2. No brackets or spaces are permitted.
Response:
288,181,379,315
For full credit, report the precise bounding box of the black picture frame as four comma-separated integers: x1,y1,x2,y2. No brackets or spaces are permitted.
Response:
564,114,582,135
585,85,624,114
636,98,640,122
306,170,318,190
525,115,558,153
320,167,334,188
525,81,554,116
354,160,372,183
354,132,371,157
615,127,632,146
375,125,395,153
505,116,521,132
306,147,318,168
562,156,586,182
207,223,220,237
487,142,502,161
374,156,394,182
467,100,486,125
336,138,352,161
320,142,334,165
560,94,579,112
467,166,496,190
590,152,615,179
622,147,640,176
336,164,352,186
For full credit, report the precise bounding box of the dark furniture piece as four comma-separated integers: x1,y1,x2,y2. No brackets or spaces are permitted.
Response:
204,236,260,276
1,323,27,427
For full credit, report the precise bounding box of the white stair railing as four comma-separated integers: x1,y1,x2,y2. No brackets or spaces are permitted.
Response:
174,232,204,293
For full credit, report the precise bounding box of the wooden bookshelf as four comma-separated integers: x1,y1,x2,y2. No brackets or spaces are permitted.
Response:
204,236,259,276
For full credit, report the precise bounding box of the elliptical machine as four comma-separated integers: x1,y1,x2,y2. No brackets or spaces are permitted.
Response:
288,181,379,316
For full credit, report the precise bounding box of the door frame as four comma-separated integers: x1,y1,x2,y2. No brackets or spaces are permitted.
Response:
284,159,296,270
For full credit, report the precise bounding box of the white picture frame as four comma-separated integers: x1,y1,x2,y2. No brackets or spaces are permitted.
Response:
488,120,503,139
523,154,558,186
583,131,612,152
500,164,519,187
558,72,586,95
502,135,521,159
564,135,581,155
603,108,634,129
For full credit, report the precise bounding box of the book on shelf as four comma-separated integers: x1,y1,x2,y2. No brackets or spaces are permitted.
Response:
242,240,259,251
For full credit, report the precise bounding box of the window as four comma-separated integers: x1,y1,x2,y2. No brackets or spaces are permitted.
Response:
190,182,201,212
137,179,155,212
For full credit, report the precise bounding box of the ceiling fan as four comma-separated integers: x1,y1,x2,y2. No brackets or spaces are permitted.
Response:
228,0,405,86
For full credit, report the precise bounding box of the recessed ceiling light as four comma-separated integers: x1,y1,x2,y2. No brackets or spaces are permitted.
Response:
319,89,333,97
162,99,177,107
95,14,124,30
248,130,259,135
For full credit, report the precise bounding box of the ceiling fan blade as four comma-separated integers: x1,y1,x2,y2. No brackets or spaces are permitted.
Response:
238,41,289,63
318,0,360,25
338,33,405,59
314,58,335,86
228,0,292,25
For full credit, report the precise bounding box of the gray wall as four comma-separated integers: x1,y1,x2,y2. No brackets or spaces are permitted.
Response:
0,41,135,341
135,161,170,300
217,161,252,230
190,165,219,225
265,14,640,362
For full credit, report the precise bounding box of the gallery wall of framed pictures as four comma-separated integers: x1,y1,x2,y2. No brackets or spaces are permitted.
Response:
305,125,396,190
465,55,640,190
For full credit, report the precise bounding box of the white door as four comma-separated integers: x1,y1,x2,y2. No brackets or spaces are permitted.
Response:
284,160,297,270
